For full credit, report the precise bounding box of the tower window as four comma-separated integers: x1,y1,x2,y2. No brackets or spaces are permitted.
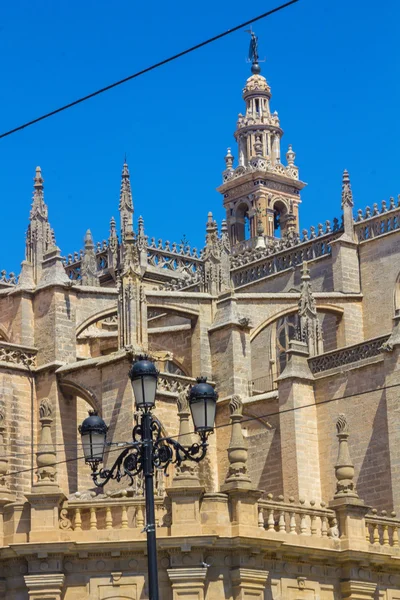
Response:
255,99,260,114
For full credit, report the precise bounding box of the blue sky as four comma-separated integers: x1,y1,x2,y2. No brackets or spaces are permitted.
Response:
0,0,399,273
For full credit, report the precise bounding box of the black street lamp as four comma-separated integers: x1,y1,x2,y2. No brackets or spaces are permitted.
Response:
78,356,218,600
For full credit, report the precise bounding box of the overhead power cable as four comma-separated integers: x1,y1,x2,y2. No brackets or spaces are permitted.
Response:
0,0,300,140
2,377,397,479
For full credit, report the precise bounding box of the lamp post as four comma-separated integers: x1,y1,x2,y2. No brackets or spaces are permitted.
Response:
79,356,218,600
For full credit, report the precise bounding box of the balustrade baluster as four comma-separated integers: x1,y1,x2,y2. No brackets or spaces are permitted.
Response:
289,512,297,534
365,522,371,543
267,508,275,532
136,504,145,528
105,506,113,529
382,523,390,546
321,515,328,537
310,514,317,536
392,525,399,547
90,507,97,531
121,505,128,529
258,508,265,529
373,523,380,545
74,508,82,531
278,510,286,533
300,512,308,535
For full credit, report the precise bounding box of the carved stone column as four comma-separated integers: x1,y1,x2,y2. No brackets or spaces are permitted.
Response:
24,573,65,600
221,396,260,536
167,392,204,536
172,391,200,487
25,399,65,542
329,414,368,551
167,567,207,600
222,395,251,489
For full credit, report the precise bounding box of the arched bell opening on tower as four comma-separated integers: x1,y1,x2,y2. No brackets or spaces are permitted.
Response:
272,200,288,239
234,202,254,243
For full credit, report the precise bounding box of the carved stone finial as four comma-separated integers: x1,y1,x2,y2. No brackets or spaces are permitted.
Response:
39,398,52,420
223,395,251,488
229,394,243,417
225,147,234,170
334,413,358,499
336,413,349,434
286,144,295,166
177,390,189,414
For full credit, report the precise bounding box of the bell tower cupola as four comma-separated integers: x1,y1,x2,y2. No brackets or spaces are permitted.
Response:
217,32,306,248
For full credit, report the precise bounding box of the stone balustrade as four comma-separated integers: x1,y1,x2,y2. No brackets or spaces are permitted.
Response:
59,496,170,535
157,372,200,396
309,334,390,375
258,495,336,538
365,509,400,548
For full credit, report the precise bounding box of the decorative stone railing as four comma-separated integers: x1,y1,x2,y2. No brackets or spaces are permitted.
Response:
354,199,400,242
0,270,18,287
63,242,109,281
258,495,336,538
309,335,390,375
222,159,299,184
157,372,198,396
0,341,37,368
231,229,343,288
147,238,202,276
59,495,170,533
365,509,400,548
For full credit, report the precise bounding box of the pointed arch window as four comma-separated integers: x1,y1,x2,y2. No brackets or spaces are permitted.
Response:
275,314,299,374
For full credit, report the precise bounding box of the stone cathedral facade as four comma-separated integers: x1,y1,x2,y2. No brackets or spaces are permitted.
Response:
1,53,400,600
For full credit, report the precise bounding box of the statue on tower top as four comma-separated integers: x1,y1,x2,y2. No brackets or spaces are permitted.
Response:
247,30,261,74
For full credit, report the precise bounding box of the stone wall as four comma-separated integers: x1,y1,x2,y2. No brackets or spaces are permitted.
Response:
359,231,400,339
315,356,395,511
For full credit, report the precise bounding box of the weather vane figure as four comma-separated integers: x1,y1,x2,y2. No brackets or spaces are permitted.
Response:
245,29,262,74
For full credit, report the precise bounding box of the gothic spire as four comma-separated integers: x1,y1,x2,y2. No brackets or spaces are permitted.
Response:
81,230,99,286
298,262,323,356
341,169,355,239
119,159,134,240
342,169,354,208
25,166,53,284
